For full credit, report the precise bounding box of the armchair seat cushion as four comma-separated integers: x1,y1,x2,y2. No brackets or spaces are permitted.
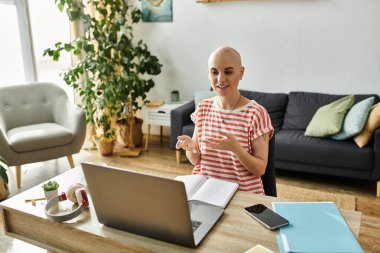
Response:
7,123,73,152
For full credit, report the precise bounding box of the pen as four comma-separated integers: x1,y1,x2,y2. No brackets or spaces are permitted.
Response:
25,197,46,203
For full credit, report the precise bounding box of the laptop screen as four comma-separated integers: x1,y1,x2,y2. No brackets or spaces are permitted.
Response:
81,162,196,247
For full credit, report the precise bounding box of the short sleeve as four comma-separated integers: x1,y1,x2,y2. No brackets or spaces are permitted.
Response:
249,105,274,142
191,99,207,124
190,110,197,124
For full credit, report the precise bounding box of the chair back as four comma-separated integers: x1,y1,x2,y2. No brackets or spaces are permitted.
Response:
261,135,277,197
0,82,67,131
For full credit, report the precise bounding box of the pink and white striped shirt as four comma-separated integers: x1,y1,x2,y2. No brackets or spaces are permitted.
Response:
191,97,274,194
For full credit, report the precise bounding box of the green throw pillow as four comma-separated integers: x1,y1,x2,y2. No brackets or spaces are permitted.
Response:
194,90,216,107
332,97,375,140
305,95,355,137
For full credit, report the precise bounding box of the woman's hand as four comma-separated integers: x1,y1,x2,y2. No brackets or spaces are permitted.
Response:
203,131,243,154
204,131,268,177
176,135,199,154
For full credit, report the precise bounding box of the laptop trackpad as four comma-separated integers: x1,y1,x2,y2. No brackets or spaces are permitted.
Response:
189,203,224,246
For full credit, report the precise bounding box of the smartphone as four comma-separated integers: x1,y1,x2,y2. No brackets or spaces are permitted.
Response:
244,204,289,230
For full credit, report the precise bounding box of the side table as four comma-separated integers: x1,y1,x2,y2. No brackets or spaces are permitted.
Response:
143,102,187,152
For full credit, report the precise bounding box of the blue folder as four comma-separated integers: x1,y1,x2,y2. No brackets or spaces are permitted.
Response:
272,202,363,253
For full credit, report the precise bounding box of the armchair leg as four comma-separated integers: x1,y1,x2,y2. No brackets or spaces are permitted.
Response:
377,181,380,197
176,150,182,164
67,155,75,168
15,165,21,189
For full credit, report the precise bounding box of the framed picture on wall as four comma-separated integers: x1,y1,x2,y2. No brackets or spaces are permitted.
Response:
142,0,173,22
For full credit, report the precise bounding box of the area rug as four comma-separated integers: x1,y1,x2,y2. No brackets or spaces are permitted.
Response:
276,183,357,211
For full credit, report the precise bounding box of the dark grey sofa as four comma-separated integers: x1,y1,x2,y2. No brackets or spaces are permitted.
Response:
170,90,380,196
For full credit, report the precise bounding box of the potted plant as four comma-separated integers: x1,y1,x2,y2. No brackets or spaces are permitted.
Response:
0,157,9,200
44,0,162,155
42,180,60,201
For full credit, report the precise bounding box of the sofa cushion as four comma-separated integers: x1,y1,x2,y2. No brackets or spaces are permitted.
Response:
305,95,354,137
354,102,380,148
332,97,375,140
283,92,379,130
240,90,288,132
276,129,373,171
7,123,73,152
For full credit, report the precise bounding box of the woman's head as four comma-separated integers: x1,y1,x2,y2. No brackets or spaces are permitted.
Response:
208,47,245,97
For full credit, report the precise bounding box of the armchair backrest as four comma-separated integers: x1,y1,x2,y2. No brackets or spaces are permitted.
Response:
0,82,68,131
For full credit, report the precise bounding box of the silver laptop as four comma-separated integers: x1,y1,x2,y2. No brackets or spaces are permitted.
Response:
81,162,224,247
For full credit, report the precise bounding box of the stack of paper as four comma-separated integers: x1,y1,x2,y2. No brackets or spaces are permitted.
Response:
272,202,363,253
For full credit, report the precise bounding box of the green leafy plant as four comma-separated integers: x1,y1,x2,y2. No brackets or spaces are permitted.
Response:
42,181,60,192
44,0,162,140
0,157,9,184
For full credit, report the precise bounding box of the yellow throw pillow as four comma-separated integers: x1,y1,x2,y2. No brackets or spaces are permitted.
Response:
354,102,380,148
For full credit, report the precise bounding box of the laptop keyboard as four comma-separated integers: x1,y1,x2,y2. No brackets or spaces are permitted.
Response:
191,220,202,232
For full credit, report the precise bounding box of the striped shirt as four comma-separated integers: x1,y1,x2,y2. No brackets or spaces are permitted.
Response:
191,97,274,194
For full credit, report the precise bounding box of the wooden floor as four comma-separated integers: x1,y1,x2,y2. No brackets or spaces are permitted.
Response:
1,135,380,252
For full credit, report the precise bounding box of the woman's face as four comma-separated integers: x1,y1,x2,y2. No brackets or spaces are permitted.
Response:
208,49,244,97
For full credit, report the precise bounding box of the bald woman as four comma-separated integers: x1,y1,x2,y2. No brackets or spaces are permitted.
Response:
176,46,274,194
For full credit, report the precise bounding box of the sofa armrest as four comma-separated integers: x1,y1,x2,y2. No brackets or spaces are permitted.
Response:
372,128,380,179
170,101,196,149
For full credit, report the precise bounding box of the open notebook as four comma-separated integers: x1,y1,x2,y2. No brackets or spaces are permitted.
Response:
175,174,239,209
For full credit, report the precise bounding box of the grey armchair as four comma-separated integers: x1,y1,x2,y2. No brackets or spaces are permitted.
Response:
0,82,86,189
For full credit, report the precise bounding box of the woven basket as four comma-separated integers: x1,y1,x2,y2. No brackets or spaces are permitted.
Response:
118,118,143,148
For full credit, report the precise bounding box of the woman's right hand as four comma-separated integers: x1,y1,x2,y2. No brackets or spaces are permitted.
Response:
176,135,199,154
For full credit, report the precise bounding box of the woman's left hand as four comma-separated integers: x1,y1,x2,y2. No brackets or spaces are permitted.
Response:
202,131,242,153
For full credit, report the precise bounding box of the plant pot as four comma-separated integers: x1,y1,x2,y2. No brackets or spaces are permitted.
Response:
44,189,58,201
93,136,116,156
117,117,143,148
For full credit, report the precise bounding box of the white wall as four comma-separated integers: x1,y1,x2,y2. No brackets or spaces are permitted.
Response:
134,0,380,102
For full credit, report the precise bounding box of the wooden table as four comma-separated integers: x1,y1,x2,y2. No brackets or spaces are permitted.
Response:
0,167,362,253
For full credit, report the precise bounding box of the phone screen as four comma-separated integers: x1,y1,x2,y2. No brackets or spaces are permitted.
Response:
244,204,289,230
